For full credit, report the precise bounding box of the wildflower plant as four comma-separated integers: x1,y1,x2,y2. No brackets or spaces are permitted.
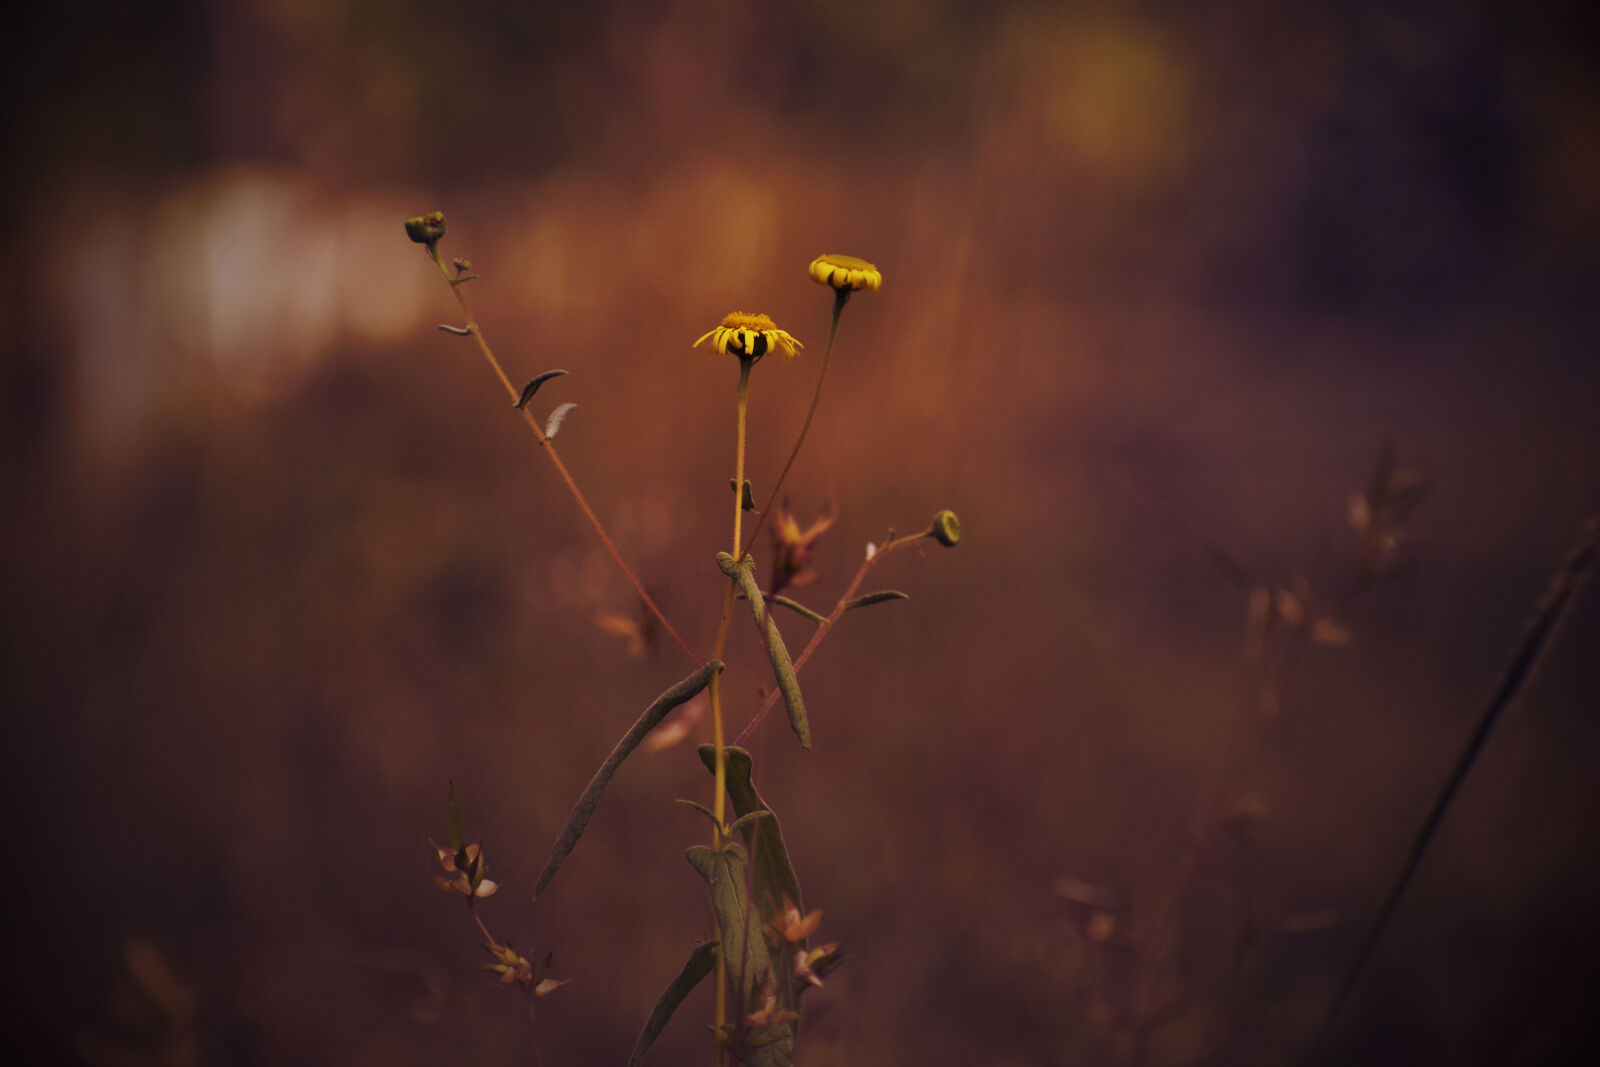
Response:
405,214,955,1063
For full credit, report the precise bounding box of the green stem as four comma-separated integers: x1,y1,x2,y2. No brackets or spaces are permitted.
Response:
708,356,752,1067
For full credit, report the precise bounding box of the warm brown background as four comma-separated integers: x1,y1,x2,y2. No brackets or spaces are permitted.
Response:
6,1,1600,1064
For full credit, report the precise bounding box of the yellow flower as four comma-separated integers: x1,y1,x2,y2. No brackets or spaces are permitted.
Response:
808,253,882,292
693,311,804,361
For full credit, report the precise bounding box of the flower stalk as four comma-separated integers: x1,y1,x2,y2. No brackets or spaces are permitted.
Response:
407,214,699,666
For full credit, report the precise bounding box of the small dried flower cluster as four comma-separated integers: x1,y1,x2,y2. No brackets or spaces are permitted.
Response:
1244,576,1352,661
484,943,568,997
1351,442,1430,580
770,502,835,596
766,897,843,992
430,839,500,899
745,980,800,1028
430,788,567,1002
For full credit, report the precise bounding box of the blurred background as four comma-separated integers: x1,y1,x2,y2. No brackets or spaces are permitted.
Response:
5,0,1599,1063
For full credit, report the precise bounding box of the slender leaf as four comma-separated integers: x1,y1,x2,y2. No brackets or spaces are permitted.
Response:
727,810,772,838
771,595,829,625
515,369,568,409
674,798,720,831
716,552,810,748
544,401,577,438
697,746,803,925
445,781,465,854
686,843,771,1005
533,661,721,898
686,842,795,1064
840,589,909,612
626,941,718,1067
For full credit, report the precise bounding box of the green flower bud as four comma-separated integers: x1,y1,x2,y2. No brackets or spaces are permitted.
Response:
929,509,962,547
404,211,447,246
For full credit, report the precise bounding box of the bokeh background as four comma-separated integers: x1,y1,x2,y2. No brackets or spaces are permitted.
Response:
6,0,1600,1063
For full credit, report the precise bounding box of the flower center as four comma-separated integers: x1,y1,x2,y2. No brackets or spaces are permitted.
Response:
720,311,776,331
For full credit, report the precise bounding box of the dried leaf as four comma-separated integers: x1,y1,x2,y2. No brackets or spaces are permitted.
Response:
1053,876,1121,911
643,696,705,753
544,401,577,439
1311,618,1353,647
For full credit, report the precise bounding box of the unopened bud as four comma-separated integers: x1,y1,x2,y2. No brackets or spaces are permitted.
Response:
405,211,447,246
929,509,962,547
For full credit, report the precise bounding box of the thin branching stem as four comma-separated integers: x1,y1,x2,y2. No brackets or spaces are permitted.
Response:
426,248,701,666
735,529,929,745
1301,517,1599,1064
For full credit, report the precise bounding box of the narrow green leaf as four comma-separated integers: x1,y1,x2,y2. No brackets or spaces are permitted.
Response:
840,589,909,612
674,798,720,831
686,842,772,1007
533,661,722,898
626,941,719,1067
727,810,771,838
445,781,465,854
697,746,804,927
515,369,568,409
771,595,829,625
716,553,810,748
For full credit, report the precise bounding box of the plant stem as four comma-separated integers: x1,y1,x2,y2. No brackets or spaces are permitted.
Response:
1301,517,1598,1064
739,289,847,559
706,356,753,1066
712,362,752,834
735,529,927,745
427,248,700,666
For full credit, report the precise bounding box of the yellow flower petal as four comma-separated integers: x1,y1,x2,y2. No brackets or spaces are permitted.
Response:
692,311,802,362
